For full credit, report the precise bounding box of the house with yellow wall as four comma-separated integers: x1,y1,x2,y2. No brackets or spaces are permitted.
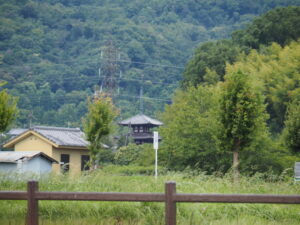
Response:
3,126,90,175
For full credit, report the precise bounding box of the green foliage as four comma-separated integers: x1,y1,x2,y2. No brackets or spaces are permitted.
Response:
83,95,118,163
1,1,300,126
114,143,140,165
114,143,154,166
283,100,300,154
233,6,300,49
164,6,300,174
167,39,300,174
160,85,231,173
220,71,268,152
219,70,272,177
1,1,300,175
0,82,18,132
183,6,300,89
182,40,241,87
227,41,300,133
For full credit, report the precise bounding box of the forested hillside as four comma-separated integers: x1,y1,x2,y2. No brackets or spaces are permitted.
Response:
160,6,300,174
1,0,300,128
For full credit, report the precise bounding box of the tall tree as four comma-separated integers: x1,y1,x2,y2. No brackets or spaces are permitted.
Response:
283,99,300,154
0,82,18,132
83,94,118,167
160,85,230,172
220,71,268,179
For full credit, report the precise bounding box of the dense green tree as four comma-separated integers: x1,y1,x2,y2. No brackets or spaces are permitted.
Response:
283,100,300,154
0,82,18,132
233,6,300,49
182,40,241,88
83,94,118,167
226,41,300,133
160,85,230,172
220,71,268,178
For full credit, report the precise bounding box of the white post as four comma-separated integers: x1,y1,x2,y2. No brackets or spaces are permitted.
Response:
155,148,158,177
153,131,159,178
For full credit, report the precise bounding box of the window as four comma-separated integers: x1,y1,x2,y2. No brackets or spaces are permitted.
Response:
139,126,144,133
134,126,138,133
60,154,70,173
81,155,90,171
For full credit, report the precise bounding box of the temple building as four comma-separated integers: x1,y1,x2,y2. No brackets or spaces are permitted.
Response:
118,114,163,144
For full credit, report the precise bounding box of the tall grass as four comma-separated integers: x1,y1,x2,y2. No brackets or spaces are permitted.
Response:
0,165,300,225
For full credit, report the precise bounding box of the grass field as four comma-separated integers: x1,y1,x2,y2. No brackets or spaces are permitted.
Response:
0,165,300,225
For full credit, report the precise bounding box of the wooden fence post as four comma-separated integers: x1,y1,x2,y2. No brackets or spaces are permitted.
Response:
27,181,39,225
165,181,176,225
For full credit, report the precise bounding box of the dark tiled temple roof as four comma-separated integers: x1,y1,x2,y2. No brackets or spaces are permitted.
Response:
118,114,163,126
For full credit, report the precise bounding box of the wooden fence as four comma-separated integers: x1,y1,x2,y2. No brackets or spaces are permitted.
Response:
0,181,300,225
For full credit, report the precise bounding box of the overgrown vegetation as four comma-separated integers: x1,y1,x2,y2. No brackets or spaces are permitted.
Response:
0,168,299,225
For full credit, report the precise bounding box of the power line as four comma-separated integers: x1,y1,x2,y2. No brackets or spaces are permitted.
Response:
60,57,185,69
15,93,172,103
104,58,185,69
116,94,172,103
17,75,179,86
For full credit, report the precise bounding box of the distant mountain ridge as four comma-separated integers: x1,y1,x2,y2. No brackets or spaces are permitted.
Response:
1,0,300,127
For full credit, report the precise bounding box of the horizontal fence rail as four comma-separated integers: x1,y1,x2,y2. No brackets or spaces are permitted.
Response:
175,193,300,204
0,181,300,225
0,191,27,200
35,192,165,202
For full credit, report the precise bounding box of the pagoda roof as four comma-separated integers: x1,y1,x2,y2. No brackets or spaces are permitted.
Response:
118,114,163,126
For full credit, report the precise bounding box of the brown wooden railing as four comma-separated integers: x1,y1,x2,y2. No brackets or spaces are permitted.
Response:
0,181,300,225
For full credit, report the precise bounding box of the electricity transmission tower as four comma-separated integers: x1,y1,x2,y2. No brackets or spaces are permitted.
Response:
98,40,121,98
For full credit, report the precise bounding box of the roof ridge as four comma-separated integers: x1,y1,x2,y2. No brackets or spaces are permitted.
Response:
119,114,163,126
32,126,81,132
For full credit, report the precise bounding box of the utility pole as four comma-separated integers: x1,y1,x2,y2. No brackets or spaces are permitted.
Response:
28,110,34,128
139,74,144,114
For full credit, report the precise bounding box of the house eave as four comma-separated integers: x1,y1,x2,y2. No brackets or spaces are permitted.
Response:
56,145,88,150
3,130,59,149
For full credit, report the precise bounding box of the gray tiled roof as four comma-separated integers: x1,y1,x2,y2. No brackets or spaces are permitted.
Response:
7,128,27,136
31,126,88,147
118,114,163,126
0,151,58,163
